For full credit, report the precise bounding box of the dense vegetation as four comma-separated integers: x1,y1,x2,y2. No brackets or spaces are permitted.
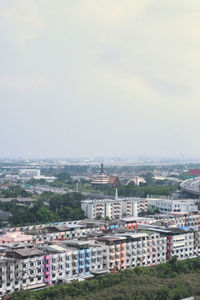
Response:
10,256,200,300
0,173,179,226
47,172,179,198
0,185,32,198
0,192,84,226
117,182,178,198
42,166,89,177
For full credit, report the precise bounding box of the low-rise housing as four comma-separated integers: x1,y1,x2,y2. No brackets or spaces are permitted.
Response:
0,212,200,297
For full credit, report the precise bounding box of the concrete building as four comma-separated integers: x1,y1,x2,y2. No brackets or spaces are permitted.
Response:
0,231,33,245
1,248,46,295
19,169,41,179
97,231,167,272
148,198,198,214
81,197,148,220
1,212,200,297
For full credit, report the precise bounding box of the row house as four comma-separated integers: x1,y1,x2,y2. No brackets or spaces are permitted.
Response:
0,231,33,245
138,226,197,261
124,232,167,267
40,240,104,284
0,248,46,297
96,236,126,271
165,228,196,260
97,232,167,272
62,240,104,278
0,240,105,297
1,226,200,297
166,213,200,229
29,224,104,244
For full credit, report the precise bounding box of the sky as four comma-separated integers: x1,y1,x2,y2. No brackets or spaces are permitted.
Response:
0,0,200,159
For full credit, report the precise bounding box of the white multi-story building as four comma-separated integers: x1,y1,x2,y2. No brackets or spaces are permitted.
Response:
148,198,198,214
158,213,200,229
81,198,148,220
165,229,196,260
97,232,167,272
19,169,40,179
1,223,200,297
40,241,104,284
0,248,46,296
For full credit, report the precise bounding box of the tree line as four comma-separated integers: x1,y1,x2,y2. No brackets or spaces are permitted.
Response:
0,191,85,226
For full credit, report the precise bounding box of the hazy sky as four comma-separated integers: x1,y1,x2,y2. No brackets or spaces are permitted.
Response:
1,0,200,159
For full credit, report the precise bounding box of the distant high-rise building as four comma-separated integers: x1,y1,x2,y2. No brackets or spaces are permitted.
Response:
19,169,40,179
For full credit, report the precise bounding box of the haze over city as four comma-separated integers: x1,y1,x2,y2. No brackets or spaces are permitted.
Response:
1,0,200,159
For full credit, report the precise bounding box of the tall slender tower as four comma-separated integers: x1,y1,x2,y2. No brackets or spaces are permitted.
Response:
115,188,118,200
100,163,104,174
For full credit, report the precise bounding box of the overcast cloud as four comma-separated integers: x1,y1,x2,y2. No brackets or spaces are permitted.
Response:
0,0,200,159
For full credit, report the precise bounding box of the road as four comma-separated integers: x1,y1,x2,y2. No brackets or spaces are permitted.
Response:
180,178,200,196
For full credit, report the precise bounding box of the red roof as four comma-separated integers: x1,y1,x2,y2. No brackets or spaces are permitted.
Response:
108,176,118,185
189,169,200,176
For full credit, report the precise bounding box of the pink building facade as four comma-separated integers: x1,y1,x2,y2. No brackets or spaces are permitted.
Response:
0,231,33,244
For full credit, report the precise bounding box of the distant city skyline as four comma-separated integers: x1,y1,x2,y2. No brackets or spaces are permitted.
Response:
1,1,200,159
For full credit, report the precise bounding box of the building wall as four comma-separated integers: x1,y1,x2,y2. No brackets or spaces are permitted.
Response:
82,198,148,220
